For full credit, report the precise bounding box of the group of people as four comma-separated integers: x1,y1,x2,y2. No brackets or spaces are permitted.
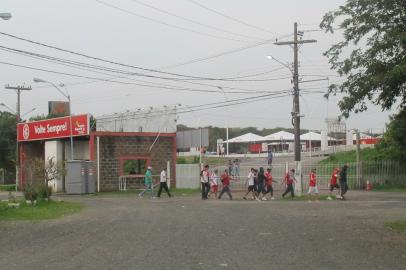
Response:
200,165,233,200
139,166,172,199
199,163,350,202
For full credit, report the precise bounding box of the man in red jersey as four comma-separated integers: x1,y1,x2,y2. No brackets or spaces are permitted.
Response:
327,167,340,200
218,169,232,200
307,168,319,202
264,168,277,200
282,169,297,199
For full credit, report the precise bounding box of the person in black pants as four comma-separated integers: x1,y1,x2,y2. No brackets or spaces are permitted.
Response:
256,167,267,201
282,169,296,199
339,165,349,200
200,165,210,200
157,168,172,198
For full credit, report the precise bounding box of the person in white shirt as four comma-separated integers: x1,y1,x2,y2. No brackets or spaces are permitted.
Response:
209,169,219,198
157,168,172,198
243,168,256,200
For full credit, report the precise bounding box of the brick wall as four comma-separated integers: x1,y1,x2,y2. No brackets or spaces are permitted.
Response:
95,134,175,191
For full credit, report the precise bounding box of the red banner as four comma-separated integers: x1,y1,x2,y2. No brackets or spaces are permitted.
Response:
17,114,90,142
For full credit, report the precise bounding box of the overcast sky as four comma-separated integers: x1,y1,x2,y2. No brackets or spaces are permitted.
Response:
0,0,399,134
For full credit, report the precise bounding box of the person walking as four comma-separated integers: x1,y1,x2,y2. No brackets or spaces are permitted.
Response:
243,168,256,200
339,165,349,200
267,149,273,166
327,167,340,200
256,167,267,201
307,168,319,202
264,168,276,200
200,165,210,200
157,168,172,198
209,169,219,198
139,166,154,198
218,169,232,200
282,169,296,199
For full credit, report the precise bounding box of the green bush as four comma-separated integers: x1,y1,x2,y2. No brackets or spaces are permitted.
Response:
23,184,38,204
37,184,53,200
177,157,187,164
0,184,16,191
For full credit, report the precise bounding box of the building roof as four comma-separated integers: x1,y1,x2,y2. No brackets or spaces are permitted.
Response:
225,132,265,143
263,131,295,141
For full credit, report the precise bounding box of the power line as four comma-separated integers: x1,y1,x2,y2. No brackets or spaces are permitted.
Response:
0,59,295,95
161,38,285,69
0,32,287,82
95,0,251,43
0,44,291,93
129,0,262,41
187,0,278,35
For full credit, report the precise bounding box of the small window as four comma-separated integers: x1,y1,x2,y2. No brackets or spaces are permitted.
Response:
123,159,147,175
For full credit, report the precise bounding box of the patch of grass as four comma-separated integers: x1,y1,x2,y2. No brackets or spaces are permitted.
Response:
371,185,406,192
320,148,382,164
385,221,406,232
177,156,228,165
0,184,16,191
0,200,85,221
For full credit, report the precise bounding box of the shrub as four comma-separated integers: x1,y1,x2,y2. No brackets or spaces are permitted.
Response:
37,184,53,200
0,184,16,191
23,184,38,205
177,157,187,164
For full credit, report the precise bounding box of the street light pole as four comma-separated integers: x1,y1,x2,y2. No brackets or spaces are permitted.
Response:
33,78,74,160
217,86,229,156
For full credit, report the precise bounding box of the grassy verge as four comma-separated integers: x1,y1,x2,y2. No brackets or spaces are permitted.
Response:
371,185,406,192
0,200,85,221
320,148,381,164
385,221,406,232
177,156,229,165
0,184,16,191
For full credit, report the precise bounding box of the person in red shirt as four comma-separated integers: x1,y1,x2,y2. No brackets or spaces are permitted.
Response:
264,168,277,200
282,169,297,199
328,167,340,200
218,169,232,200
307,168,319,202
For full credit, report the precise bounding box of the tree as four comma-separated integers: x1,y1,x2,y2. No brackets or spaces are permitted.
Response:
0,111,17,181
27,157,66,200
320,0,406,117
375,109,406,163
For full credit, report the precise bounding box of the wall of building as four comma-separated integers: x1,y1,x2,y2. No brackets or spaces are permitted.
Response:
92,133,176,191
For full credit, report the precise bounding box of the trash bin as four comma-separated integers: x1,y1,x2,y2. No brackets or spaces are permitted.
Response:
65,160,95,194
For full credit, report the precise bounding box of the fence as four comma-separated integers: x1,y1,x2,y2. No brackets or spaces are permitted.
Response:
175,160,406,191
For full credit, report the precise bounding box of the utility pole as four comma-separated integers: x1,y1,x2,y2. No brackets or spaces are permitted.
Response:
275,22,317,162
5,84,32,191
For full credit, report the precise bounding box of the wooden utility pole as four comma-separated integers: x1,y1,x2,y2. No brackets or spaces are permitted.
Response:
5,84,32,191
275,22,317,162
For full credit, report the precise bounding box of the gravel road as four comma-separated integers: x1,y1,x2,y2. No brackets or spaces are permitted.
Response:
1,191,405,270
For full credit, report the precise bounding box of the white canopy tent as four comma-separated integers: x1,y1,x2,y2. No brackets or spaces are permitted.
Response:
300,131,336,141
300,131,322,141
263,131,295,141
225,133,265,143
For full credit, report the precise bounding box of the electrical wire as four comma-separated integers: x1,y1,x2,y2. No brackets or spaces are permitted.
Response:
0,32,287,82
129,0,263,41
95,0,251,43
187,0,278,35
0,44,292,92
